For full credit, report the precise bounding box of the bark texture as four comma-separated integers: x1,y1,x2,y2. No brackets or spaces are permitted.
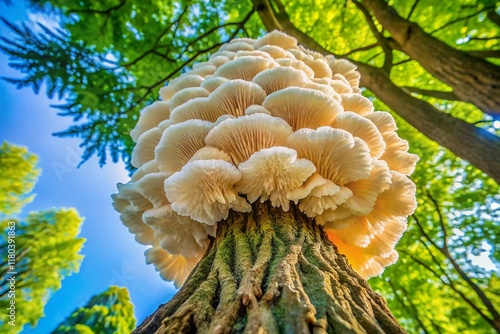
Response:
134,202,405,334
363,0,500,117
251,0,500,184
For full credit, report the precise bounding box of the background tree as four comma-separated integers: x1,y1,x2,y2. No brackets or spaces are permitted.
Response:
0,142,86,334
0,0,498,333
0,141,40,217
51,286,136,334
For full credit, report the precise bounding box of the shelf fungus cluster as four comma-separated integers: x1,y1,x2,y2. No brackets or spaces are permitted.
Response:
112,31,418,288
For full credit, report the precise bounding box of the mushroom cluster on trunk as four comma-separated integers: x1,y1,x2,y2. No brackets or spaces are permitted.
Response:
112,30,418,288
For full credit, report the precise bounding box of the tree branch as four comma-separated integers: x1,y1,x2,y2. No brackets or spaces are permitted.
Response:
430,5,496,35
337,41,379,57
68,0,127,15
387,279,431,334
351,0,393,72
406,0,421,20
426,190,448,248
487,9,500,28
401,86,459,101
414,201,500,327
119,9,255,116
401,250,496,329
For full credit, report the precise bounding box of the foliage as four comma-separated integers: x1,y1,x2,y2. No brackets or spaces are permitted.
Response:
0,141,40,217
51,286,136,334
0,143,85,333
0,0,499,333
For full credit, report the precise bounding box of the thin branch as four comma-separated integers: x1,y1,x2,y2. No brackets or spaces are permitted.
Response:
351,0,393,71
116,6,189,69
426,190,448,248
487,10,500,28
401,86,459,101
387,279,431,334
119,9,255,116
473,120,495,125
414,210,500,327
393,58,413,66
337,41,379,57
401,250,495,328
406,0,421,20
469,36,500,41
68,0,127,15
365,51,383,63
430,5,495,35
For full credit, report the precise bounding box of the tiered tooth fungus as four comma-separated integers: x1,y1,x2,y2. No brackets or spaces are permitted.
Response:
112,30,418,288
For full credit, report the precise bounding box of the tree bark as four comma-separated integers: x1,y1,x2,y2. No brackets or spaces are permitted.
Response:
362,0,500,117
250,0,500,184
134,202,405,334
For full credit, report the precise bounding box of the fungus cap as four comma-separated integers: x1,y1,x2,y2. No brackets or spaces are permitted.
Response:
235,147,316,211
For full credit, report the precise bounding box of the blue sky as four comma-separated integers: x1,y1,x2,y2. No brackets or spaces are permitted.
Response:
0,2,177,332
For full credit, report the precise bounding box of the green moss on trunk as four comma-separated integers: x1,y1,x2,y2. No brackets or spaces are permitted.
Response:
135,202,405,334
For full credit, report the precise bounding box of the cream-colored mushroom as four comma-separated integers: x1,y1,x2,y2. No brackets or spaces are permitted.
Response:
145,245,203,288
169,87,210,111
159,75,204,101
342,160,392,216
131,159,159,182
219,41,254,52
116,182,153,211
135,172,172,208
257,45,295,59
164,159,251,225
200,76,228,93
189,64,217,77
365,111,398,134
303,57,333,78
365,170,418,225
263,87,343,131
331,112,385,158
170,80,266,124
112,192,156,245
244,105,271,116
298,180,353,218
327,58,361,92
130,101,170,142
214,56,278,81
253,30,298,50
131,127,163,168
275,58,315,78
380,133,419,175
341,94,374,116
189,146,232,163
235,147,316,211
205,113,293,165
155,119,214,174
286,126,372,186
252,66,308,95
143,204,214,258
119,206,156,245
114,30,418,287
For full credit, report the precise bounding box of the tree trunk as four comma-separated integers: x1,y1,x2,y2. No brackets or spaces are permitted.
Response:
362,0,500,117
134,202,405,334
251,0,500,184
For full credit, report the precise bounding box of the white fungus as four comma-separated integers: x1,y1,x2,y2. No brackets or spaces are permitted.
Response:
113,30,418,286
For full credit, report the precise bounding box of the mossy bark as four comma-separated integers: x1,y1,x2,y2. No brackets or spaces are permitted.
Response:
134,202,405,334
